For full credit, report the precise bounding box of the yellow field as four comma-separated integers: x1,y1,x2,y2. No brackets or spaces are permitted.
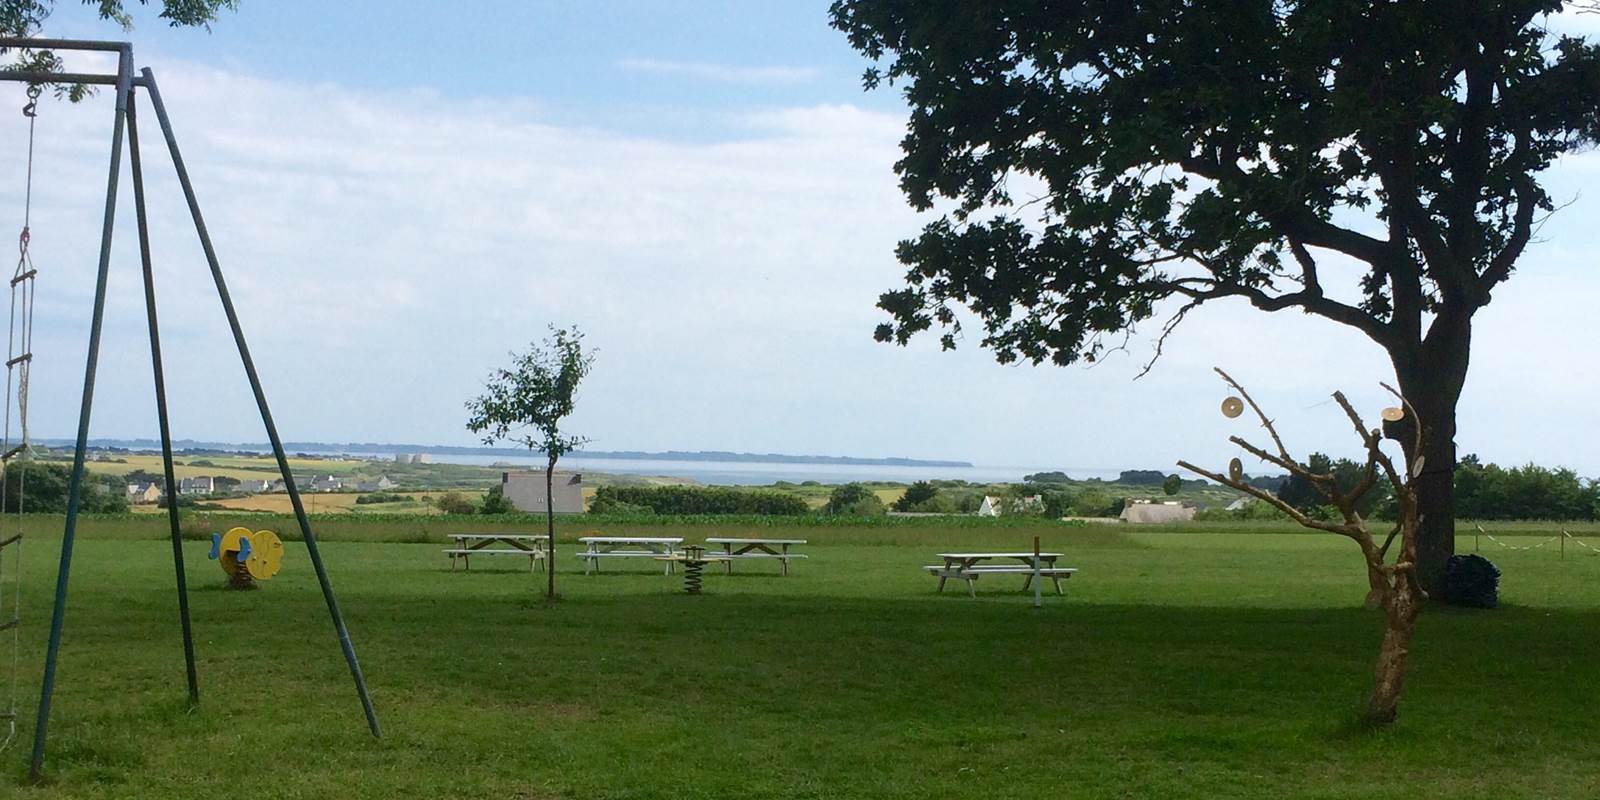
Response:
75,453,368,481
202,490,487,515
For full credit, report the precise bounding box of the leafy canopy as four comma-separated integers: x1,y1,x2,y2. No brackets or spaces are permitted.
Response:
2,0,236,35
3,0,237,98
831,1,1600,367
466,325,595,462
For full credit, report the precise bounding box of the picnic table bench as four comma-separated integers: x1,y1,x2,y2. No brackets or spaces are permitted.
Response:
578,536,683,574
705,538,808,576
443,533,549,572
922,552,1076,598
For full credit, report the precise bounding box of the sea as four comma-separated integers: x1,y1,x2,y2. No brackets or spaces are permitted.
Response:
357,452,1128,486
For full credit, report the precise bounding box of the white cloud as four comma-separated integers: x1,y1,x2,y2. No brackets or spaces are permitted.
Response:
615,57,821,85
1,57,1597,476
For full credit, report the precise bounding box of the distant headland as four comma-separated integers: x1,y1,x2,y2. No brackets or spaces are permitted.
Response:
39,438,975,469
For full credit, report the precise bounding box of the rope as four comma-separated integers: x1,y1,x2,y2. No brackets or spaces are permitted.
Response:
0,84,42,752
1476,526,1600,555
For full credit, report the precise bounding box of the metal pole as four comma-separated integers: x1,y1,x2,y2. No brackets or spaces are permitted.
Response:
0,71,127,86
139,68,380,738
1032,536,1042,609
127,91,201,705
30,44,134,783
0,37,131,52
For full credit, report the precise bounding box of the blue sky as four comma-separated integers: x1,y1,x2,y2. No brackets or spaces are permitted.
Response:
2,3,1598,475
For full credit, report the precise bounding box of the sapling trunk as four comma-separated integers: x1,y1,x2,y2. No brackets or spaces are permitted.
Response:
1179,369,1429,728
545,457,556,600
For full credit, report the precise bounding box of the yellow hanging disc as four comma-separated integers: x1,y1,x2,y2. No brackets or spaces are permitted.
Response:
1381,407,1405,422
1228,457,1244,482
1221,397,1244,418
244,529,284,581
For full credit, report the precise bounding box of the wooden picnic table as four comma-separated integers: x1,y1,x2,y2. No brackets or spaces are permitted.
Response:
443,533,549,572
705,537,808,576
578,536,683,575
924,552,1076,597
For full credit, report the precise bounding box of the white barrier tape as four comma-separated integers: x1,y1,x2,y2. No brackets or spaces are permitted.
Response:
1564,532,1600,553
1478,531,1600,554
1483,533,1566,552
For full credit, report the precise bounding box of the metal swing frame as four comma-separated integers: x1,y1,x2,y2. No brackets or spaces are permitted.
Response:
0,38,380,782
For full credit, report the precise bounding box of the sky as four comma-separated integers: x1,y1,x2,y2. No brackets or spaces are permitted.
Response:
0,2,1597,475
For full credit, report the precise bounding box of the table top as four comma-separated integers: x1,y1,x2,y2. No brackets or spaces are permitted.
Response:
579,536,684,544
705,538,807,545
938,552,1063,559
451,533,547,540
655,553,732,562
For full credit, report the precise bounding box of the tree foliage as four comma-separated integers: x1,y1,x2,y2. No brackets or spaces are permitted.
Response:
593,485,809,516
431,491,476,515
2,0,238,99
892,480,940,511
2,0,236,36
831,1,1600,366
3,460,127,513
1278,452,1393,519
827,482,887,515
478,484,513,515
1453,455,1598,520
466,326,594,462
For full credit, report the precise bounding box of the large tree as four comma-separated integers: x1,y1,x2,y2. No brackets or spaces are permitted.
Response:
830,0,1600,595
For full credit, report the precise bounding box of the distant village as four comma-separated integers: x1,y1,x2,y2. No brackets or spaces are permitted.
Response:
117,452,436,505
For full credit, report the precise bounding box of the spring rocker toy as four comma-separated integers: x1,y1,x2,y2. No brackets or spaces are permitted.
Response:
208,527,284,589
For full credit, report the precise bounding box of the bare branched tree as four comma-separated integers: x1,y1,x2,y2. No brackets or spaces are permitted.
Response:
1177,368,1424,725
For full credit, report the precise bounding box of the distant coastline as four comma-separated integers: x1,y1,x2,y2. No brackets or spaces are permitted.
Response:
37,438,975,470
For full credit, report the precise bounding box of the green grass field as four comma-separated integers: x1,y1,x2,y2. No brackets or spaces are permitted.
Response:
0,518,1597,798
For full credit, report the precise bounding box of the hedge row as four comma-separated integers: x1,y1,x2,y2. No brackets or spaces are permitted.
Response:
592,485,810,516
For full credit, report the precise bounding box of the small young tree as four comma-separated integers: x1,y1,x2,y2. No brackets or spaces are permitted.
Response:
1178,369,1422,725
467,326,595,600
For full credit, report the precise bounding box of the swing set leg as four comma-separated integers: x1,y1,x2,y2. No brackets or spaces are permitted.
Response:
142,67,381,741
29,42,134,785
128,89,201,708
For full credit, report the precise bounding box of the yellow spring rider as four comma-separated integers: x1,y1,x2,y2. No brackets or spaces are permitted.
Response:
207,527,285,589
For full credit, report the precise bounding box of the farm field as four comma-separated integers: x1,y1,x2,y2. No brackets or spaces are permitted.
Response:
67,453,371,482
0,519,1597,797
198,490,489,515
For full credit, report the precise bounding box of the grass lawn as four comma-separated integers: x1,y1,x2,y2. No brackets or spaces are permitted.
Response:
0,522,1597,797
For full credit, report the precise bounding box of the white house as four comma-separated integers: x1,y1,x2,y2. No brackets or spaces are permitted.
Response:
1225,497,1254,512
236,479,271,493
501,471,584,514
355,476,396,493
976,494,1043,517
179,476,214,495
125,482,162,504
308,475,342,492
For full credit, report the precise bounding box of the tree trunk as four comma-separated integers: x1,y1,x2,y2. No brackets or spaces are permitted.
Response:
1365,581,1420,724
545,459,556,600
1388,317,1471,599
1407,415,1457,598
